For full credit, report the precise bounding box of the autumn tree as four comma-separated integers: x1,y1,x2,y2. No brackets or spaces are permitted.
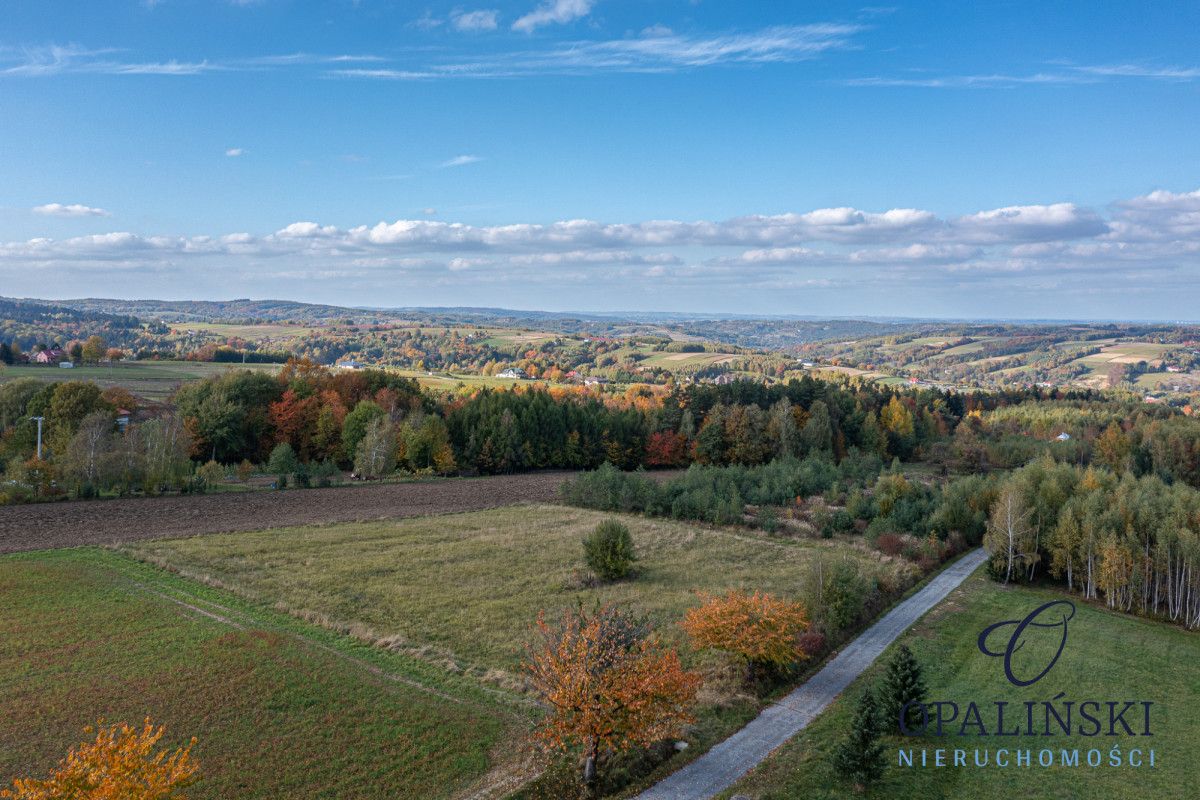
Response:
800,399,833,456
140,414,193,493
1,718,198,800
354,416,396,479
60,411,116,493
341,399,385,462
1094,421,1131,472
80,335,107,364
525,605,699,785
984,484,1034,584
681,589,810,677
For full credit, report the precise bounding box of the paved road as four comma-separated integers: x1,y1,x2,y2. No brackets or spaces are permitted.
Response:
638,548,989,800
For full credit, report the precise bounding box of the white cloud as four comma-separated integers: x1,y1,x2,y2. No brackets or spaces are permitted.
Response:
948,203,1108,243
512,0,594,33
32,203,111,217
439,154,483,168
6,188,1199,303
225,147,245,157
452,9,500,32
844,63,1200,90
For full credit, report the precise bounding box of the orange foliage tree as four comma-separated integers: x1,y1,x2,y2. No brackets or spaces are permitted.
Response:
525,605,700,784
1,718,198,800
681,589,811,675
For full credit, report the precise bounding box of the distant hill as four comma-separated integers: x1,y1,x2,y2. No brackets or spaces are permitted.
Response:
51,297,904,347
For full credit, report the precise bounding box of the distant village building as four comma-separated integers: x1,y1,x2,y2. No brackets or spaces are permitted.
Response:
33,348,65,365
115,408,132,432
336,360,364,370
59,361,75,369
582,376,609,386
1055,432,1072,441
497,367,529,379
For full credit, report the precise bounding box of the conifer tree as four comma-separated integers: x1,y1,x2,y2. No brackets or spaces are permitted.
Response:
833,685,886,791
879,644,927,734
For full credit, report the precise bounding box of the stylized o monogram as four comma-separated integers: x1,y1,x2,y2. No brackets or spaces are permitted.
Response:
977,600,1075,687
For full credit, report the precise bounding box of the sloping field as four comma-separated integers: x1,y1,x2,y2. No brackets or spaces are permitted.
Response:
0,548,529,799
121,505,901,683
0,361,281,402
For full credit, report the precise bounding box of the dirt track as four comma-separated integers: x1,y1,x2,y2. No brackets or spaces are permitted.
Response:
0,472,578,554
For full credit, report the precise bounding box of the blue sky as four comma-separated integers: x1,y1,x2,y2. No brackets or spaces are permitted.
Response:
2,1,1199,319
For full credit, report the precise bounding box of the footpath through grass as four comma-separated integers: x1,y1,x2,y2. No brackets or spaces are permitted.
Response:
723,573,1200,800
0,548,526,799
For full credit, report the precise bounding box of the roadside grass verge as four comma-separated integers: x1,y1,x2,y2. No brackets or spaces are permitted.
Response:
721,573,1200,800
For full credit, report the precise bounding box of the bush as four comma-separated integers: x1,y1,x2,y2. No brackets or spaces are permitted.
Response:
313,459,340,487
196,459,225,490
582,519,637,581
267,442,299,484
876,532,906,557
824,559,873,634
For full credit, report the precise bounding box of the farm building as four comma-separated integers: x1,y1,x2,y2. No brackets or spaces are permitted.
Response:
336,360,364,370
33,348,65,364
59,361,75,369
497,367,529,379
1055,432,1071,441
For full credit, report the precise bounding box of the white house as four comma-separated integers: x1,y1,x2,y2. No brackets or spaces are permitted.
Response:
1055,432,1071,441
497,367,529,379
59,361,75,369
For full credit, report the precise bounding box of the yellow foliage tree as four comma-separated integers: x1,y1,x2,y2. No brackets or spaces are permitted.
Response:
2,719,198,800
681,589,810,673
525,606,700,784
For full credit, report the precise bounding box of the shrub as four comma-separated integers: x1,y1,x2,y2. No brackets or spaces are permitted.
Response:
797,629,826,658
313,458,340,487
196,459,225,490
824,559,873,634
267,442,299,484
756,506,780,533
681,589,810,675
876,532,906,557
583,519,637,581
235,459,255,482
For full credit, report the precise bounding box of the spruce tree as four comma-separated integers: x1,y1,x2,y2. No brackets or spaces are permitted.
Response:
879,644,927,734
833,685,886,791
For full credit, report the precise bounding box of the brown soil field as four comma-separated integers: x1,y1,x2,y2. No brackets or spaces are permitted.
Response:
0,472,580,554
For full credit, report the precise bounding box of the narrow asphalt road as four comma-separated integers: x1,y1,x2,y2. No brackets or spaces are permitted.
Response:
637,547,989,800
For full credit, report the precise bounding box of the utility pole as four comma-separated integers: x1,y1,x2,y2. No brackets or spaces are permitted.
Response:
30,416,44,460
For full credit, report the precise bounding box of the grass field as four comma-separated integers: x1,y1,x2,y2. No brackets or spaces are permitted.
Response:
722,573,1200,800
388,367,548,391
0,548,527,799
0,361,281,402
121,506,896,684
177,321,320,339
